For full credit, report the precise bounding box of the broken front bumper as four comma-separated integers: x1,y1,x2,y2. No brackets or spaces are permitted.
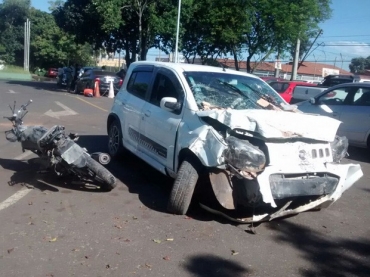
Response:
207,162,363,223
257,162,363,209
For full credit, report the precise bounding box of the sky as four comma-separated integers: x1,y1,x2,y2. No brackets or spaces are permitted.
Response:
30,0,370,71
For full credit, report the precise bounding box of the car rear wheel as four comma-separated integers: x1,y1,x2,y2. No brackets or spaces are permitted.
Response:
167,158,200,215
108,120,125,159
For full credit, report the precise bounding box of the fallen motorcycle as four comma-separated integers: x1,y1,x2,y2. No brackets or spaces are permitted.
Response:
4,100,117,190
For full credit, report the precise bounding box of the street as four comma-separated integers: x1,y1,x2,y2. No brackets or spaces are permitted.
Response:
0,80,369,277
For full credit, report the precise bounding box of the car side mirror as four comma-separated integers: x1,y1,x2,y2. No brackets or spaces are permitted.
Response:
160,97,180,112
309,97,316,104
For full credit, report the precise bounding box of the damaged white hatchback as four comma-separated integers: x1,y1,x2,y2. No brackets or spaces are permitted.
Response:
107,61,363,223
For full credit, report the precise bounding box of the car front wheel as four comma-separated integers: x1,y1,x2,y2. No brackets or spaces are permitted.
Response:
108,120,124,159
167,158,200,215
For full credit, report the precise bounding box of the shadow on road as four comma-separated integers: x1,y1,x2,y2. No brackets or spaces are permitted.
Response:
0,156,112,193
5,80,67,94
183,254,250,277
346,146,370,163
77,135,174,213
266,220,370,277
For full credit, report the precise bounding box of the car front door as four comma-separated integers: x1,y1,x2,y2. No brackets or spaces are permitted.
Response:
337,87,370,146
118,66,155,153
314,87,349,130
139,68,185,171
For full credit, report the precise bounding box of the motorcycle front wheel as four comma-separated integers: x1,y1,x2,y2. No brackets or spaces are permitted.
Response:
82,155,117,190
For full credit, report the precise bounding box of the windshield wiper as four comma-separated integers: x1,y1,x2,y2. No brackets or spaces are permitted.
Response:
216,79,245,98
241,82,280,107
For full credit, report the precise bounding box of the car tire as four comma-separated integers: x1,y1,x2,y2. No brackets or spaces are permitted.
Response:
167,158,200,215
108,120,125,159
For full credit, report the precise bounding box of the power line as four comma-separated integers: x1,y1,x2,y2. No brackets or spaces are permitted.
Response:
321,35,370,38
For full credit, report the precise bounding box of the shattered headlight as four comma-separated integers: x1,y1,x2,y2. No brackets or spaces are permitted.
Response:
330,136,348,163
223,136,266,172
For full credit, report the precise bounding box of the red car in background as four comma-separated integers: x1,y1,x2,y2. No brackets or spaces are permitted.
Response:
269,81,317,103
46,68,58,78
260,76,285,84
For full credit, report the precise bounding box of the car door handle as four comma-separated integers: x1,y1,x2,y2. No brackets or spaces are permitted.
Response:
144,110,151,117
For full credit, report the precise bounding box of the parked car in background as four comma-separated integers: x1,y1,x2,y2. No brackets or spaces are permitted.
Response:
116,68,127,80
78,66,98,77
317,74,354,87
74,69,123,95
46,68,58,78
298,83,370,149
260,76,285,84
106,61,362,223
269,81,316,103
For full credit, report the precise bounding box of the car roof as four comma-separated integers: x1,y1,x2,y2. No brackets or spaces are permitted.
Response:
130,61,260,79
329,82,370,89
314,82,370,98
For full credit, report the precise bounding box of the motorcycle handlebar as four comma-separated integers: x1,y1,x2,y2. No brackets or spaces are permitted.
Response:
21,99,32,110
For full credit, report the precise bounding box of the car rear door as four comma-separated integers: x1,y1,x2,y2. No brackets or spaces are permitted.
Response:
118,65,155,153
337,86,370,146
138,67,184,171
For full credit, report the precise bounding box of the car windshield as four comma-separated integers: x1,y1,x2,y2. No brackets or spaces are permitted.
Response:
183,71,284,110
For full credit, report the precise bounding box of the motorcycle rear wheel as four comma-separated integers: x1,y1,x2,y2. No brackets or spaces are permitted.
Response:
83,155,117,190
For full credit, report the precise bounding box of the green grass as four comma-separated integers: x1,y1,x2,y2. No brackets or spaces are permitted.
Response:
1,65,29,74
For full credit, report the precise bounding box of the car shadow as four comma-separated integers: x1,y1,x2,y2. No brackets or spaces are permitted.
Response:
76,135,174,213
346,146,370,163
266,220,370,276
5,80,68,94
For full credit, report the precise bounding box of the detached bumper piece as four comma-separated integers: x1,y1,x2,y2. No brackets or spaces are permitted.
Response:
269,173,339,199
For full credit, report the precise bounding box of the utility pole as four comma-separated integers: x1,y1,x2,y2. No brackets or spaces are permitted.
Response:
291,38,300,80
274,52,281,78
174,0,182,63
24,18,30,72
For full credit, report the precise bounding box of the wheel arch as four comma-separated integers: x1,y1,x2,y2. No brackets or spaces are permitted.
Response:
177,148,204,173
107,113,120,134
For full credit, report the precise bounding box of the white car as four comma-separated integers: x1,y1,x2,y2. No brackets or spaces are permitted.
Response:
298,83,370,149
107,61,363,223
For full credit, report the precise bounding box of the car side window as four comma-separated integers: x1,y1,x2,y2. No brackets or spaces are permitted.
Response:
318,88,352,105
353,88,370,106
319,87,364,105
127,71,153,99
82,70,91,77
149,71,184,114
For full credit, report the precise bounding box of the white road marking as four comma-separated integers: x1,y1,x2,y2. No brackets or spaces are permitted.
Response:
7,90,17,94
45,101,78,119
0,189,31,211
0,150,33,212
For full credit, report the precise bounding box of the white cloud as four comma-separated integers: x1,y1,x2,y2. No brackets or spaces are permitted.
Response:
326,41,370,58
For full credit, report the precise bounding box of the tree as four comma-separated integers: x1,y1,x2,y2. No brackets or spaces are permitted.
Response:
27,8,93,69
0,0,30,65
243,0,331,73
349,56,370,74
53,0,173,67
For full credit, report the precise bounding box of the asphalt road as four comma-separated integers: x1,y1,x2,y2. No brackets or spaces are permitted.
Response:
0,80,369,277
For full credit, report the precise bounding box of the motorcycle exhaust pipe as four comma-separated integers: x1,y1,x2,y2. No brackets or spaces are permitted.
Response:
91,152,111,165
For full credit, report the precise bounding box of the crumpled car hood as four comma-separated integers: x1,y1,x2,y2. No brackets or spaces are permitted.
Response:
197,109,341,142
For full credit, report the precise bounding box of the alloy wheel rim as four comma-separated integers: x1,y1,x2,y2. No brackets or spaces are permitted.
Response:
108,125,119,154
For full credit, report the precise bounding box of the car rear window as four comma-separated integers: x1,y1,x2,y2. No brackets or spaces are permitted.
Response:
93,70,116,76
270,82,289,93
127,71,154,99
